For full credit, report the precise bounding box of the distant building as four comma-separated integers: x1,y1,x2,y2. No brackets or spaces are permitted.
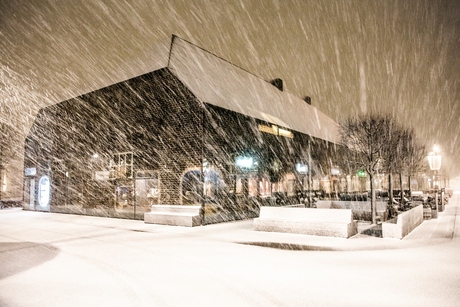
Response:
24,36,347,224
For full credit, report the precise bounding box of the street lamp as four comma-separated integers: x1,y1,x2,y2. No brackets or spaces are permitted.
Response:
427,145,442,215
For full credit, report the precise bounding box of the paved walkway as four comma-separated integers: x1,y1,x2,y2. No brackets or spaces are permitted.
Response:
3,194,457,251
181,193,460,251
1,194,459,307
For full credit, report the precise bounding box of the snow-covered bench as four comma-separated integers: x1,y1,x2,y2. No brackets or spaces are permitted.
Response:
382,205,423,239
254,207,358,238
144,205,201,227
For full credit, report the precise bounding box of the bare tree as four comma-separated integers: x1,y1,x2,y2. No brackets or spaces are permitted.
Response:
381,121,403,209
406,137,427,195
340,115,393,225
333,144,362,193
396,129,426,203
396,129,412,204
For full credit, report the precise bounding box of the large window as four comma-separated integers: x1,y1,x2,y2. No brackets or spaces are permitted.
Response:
136,170,159,207
182,170,201,205
234,173,260,197
248,175,257,197
259,177,271,197
284,173,296,197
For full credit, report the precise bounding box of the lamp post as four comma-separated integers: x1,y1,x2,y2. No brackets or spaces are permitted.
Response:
427,145,442,217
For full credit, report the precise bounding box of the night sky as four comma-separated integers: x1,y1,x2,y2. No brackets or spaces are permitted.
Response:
1,0,459,179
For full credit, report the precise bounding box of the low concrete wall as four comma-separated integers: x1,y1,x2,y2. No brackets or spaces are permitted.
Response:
382,205,423,239
316,200,388,221
144,205,201,227
254,207,357,238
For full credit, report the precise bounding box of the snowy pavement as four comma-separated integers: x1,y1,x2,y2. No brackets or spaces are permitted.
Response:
1,195,460,306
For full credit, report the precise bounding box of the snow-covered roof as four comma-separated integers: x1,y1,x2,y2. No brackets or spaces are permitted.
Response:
167,36,339,144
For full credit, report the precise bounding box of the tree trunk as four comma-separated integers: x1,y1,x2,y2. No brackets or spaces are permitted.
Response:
388,173,393,206
408,174,412,198
388,172,395,219
399,172,404,205
370,172,377,225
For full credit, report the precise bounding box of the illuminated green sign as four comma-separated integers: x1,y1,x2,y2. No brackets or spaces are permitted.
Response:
357,169,367,178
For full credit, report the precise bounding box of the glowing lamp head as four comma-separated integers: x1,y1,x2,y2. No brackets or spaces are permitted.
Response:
427,152,441,171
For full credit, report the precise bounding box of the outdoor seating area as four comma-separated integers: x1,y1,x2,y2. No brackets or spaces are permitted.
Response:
252,188,453,239
315,200,388,221
338,192,369,201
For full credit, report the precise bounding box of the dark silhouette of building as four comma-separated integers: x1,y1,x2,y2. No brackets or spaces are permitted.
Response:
24,36,342,224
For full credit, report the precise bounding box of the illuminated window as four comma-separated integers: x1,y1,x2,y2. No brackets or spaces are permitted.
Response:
248,175,257,197
286,179,295,196
235,177,243,194
258,124,294,138
259,177,271,197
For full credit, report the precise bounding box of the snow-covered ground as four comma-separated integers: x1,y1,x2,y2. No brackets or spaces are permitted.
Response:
1,195,459,306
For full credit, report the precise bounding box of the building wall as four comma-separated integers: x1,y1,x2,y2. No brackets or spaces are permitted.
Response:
24,67,345,223
200,104,342,223
24,68,203,218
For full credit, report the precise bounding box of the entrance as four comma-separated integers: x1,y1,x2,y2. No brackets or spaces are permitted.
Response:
115,185,133,210
23,178,35,210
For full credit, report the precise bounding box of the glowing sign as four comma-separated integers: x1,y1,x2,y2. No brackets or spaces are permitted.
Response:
295,163,308,174
24,167,37,176
38,176,50,208
236,157,254,168
357,169,367,178
331,168,340,175
278,127,294,138
258,124,276,135
258,124,293,138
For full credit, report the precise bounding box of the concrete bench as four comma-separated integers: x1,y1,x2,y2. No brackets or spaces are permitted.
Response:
144,205,201,227
254,207,358,238
382,205,423,239
316,200,388,221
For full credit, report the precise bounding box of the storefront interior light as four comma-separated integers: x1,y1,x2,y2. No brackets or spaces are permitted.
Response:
236,156,254,168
